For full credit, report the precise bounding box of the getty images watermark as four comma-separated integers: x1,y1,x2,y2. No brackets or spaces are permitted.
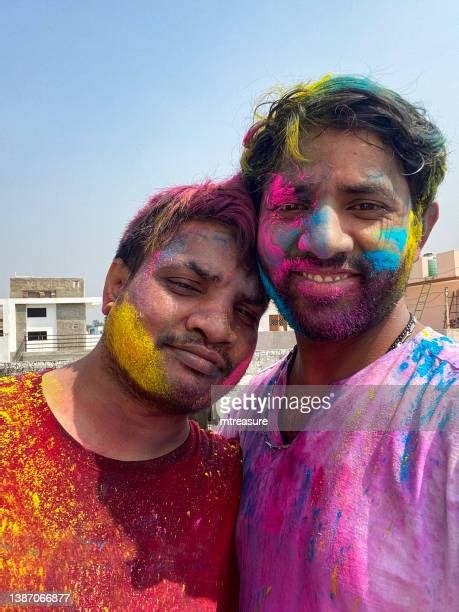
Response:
211,385,458,432
212,385,334,430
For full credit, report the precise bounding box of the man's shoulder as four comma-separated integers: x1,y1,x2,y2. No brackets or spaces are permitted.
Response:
0,371,49,459
0,370,53,446
0,371,44,407
405,328,459,377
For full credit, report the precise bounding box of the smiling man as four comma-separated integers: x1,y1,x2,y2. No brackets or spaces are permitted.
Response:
0,177,267,610
224,76,458,610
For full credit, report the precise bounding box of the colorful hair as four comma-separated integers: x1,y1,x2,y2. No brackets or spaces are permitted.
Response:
116,175,257,275
241,75,447,217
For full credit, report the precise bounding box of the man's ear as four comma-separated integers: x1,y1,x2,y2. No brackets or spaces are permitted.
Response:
102,259,131,315
414,202,439,262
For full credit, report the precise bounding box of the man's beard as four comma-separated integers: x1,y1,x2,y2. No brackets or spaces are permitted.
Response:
260,252,413,342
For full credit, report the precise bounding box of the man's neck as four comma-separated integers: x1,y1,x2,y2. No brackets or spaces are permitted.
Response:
289,300,422,386
41,345,190,462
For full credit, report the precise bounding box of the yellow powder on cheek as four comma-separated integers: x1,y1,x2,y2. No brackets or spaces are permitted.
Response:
105,297,169,396
398,210,423,288
404,211,423,259
405,210,422,268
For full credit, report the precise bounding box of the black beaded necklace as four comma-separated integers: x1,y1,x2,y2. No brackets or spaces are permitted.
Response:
386,313,417,353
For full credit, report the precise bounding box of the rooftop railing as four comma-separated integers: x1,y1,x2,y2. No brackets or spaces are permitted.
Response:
21,333,101,355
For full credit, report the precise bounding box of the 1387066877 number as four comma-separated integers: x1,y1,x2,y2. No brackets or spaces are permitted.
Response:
0,592,73,606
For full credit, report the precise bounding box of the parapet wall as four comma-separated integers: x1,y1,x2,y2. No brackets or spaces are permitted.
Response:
0,360,69,378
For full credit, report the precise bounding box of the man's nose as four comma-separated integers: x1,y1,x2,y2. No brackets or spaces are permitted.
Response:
185,306,237,345
297,204,353,260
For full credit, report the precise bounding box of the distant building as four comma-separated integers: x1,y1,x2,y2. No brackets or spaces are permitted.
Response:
0,277,102,363
87,319,105,335
405,250,459,339
257,302,296,350
235,303,295,384
9,276,85,299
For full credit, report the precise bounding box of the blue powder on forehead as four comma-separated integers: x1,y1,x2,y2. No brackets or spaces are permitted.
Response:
366,172,385,182
207,232,231,245
157,236,188,260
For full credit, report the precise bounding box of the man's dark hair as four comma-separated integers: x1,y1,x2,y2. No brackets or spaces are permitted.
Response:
241,75,447,216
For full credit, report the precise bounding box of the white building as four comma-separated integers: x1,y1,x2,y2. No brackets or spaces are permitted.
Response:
1,275,103,363
257,301,296,349
0,297,103,363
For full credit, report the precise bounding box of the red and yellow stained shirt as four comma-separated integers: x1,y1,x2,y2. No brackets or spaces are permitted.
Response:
0,372,242,610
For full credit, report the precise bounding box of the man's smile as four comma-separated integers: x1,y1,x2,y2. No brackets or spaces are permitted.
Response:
296,272,356,283
290,270,361,298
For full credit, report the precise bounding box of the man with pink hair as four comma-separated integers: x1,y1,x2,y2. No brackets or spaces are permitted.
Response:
0,177,267,610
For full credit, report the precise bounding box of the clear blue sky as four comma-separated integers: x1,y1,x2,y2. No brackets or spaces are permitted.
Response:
2,0,459,309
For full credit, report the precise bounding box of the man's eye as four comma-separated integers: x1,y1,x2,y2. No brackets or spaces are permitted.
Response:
351,202,385,211
236,306,258,325
168,280,200,293
279,201,310,212
282,203,300,211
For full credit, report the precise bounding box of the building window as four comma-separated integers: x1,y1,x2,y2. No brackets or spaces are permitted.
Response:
27,307,47,318
27,331,47,341
269,314,288,331
73,281,80,288
23,290,56,298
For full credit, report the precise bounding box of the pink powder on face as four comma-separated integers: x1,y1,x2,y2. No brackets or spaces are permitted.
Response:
139,233,192,282
257,220,288,271
141,250,163,277
127,249,167,308
260,175,324,283
295,284,349,301
271,259,294,287
258,213,306,282
222,352,254,387
266,174,297,208
298,233,310,251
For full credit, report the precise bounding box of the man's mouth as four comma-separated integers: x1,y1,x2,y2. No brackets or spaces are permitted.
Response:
296,271,357,283
290,269,361,297
166,344,226,378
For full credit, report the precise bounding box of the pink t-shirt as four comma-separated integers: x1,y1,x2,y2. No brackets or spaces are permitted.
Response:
220,328,459,611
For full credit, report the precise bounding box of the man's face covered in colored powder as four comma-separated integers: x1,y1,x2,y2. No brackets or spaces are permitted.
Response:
257,128,423,341
103,220,265,413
